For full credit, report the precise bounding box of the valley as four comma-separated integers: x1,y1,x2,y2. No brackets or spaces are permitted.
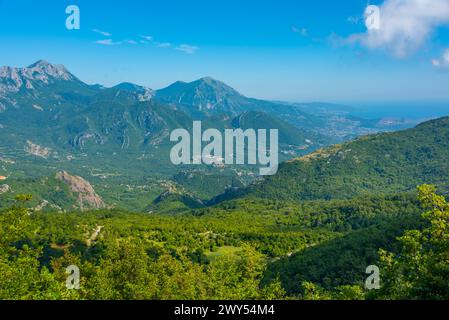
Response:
1,60,448,300
0,61,420,212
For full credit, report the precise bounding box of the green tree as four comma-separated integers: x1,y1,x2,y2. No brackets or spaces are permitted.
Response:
0,200,64,299
374,185,449,300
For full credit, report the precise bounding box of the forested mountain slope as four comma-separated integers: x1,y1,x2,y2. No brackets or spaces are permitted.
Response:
232,117,449,202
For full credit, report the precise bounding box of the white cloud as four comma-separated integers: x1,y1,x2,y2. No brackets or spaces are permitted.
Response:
92,29,112,37
176,44,199,54
292,26,308,37
93,33,191,53
348,0,449,58
432,47,449,67
156,42,171,48
140,35,153,41
95,39,120,46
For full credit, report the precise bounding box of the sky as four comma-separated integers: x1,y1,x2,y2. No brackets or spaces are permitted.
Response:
1,0,449,104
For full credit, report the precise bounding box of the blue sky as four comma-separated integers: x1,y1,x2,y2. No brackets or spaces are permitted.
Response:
1,0,449,104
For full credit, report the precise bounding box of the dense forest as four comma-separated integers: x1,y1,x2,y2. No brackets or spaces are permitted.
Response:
1,184,447,300
230,117,449,202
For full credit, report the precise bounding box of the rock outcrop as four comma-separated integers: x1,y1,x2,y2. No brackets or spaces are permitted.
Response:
0,184,10,194
25,140,51,159
56,171,105,211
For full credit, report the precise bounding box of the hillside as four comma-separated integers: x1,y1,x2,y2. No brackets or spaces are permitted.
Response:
0,60,435,211
0,61,325,209
227,117,449,202
0,170,106,211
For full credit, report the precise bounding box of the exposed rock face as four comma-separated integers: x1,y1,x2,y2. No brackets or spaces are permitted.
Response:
0,157,14,164
111,82,154,102
33,200,62,212
56,171,105,211
0,60,75,96
0,184,10,194
25,140,51,159
137,87,154,102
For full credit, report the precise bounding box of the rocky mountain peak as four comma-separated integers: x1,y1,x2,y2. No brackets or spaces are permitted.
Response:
155,77,245,113
0,60,77,97
25,60,74,81
111,82,154,101
194,77,241,95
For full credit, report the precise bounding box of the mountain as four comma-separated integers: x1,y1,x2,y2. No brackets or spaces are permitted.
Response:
2,63,449,300
154,77,415,143
223,117,449,202
0,60,96,112
0,60,425,211
0,61,193,152
154,77,322,123
95,82,154,103
0,61,328,210
0,62,318,154
0,60,78,92
155,77,249,116
0,61,404,157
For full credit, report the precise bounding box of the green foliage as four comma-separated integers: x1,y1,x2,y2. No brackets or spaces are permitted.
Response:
264,214,422,293
235,117,449,202
372,185,449,300
0,202,296,300
1,186,443,300
14,194,33,203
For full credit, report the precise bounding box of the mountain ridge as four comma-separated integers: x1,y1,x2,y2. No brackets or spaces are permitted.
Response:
214,116,449,203
0,60,432,211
